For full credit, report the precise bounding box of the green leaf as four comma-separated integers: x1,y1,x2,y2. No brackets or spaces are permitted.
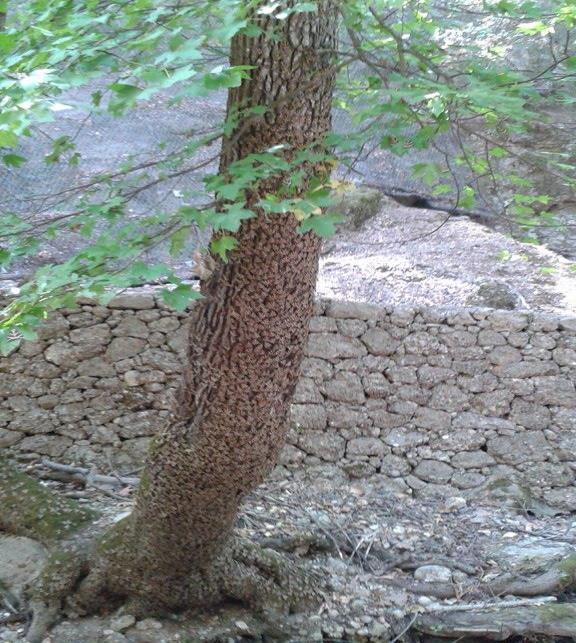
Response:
432,184,452,196
210,235,237,260
0,130,18,148
496,250,512,262
2,153,26,167
214,204,254,232
517,21,553,36
110,83,141,98
161,284,201,311
0,335,20,357
203,66,252,90
489,147,508,158
0,33,16,52
169,228,189,256
91,90,103,107
412,162,440,186
0,248,11,266
298,212,343,238
19,325,38,341
459,186,475,210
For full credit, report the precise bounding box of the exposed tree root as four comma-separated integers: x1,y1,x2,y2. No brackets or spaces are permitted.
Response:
1,458,323,642
415,603,576,640
23,527,323,643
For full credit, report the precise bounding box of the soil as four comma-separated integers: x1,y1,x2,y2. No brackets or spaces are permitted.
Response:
2,461,575,643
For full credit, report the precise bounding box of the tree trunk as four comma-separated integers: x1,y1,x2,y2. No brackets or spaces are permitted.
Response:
24,4,338,636
128,0,338,581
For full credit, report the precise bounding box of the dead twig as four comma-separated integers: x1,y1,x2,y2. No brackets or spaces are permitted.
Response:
37,459,139,487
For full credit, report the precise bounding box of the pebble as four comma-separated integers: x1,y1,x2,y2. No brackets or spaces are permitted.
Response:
370,622,389,637
414,564,453,583
103,634,128,643
441,496,467,512
1,633,19,642
234,621,250,632
135,618,163,630
110,614,136,632
323,623,344,639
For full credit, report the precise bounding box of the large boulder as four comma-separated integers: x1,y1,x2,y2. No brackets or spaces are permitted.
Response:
332,186,385,229
0,535,47,602
466,281,525,310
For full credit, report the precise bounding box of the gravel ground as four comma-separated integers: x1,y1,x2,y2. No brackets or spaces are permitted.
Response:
1,82,574,316
2,464,576,643
319,197,576,315
3,187,575,317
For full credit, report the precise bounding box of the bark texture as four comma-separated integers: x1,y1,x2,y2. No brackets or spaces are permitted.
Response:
18,7,338,638
23,2,339,626
123,0,338,591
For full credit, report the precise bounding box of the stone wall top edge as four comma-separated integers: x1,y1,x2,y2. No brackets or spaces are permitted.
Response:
318,298,575,326
1,286,575,327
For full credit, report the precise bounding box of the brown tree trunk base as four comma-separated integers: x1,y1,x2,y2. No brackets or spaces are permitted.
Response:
25,518,323,643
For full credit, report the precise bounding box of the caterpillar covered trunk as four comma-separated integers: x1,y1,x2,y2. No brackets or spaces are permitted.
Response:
22,2,339,640
125,0,338,596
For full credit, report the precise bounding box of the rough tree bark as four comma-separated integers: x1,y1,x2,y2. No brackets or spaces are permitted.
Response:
7,3,339,641
127,0,338,585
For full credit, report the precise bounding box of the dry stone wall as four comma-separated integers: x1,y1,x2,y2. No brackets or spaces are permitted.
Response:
1,291,575,509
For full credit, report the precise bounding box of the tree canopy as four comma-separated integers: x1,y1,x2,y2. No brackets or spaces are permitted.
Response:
1,0,575,352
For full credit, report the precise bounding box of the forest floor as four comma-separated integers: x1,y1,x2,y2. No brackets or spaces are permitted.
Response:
2,461,576,643
319,197,576,315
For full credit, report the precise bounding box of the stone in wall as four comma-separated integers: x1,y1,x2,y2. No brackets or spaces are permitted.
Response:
1,292,575,510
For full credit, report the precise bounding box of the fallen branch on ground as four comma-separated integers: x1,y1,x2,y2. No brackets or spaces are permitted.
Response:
415,603,576,640
255,529,481,578
426,596,558,613
35,460,140,487
391,554,576,600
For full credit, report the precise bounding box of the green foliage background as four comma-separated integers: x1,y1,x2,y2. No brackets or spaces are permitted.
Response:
0,0,575,353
